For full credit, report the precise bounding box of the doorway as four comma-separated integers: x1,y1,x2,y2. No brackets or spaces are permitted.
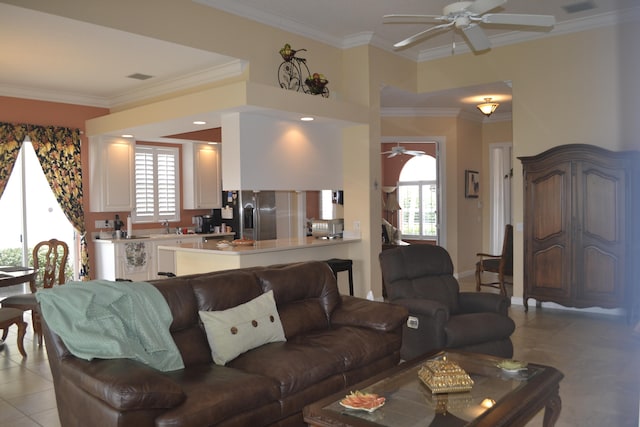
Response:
381,138,445,246
489,143,513,253
0,139,76,295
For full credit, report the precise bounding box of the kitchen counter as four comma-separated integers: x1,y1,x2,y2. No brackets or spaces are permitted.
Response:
156,236,360,277
92,232,235,281
93,232,234,243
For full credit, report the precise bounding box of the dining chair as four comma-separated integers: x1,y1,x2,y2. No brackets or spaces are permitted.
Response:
1,238,69,345
475,224,513,296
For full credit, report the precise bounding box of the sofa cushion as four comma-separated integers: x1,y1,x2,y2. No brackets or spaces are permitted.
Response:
256,261,340,337
229,341,345,396
158,364,281,427
199,290,286,365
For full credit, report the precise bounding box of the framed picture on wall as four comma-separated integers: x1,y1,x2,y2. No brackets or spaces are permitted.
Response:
465,170,479,198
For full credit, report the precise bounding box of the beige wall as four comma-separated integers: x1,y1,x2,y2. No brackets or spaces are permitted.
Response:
415,22,640,300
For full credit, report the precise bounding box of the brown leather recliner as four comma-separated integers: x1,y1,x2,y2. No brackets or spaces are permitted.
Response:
380,244,515,361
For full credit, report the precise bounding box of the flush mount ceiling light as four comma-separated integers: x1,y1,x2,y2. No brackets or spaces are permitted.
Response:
477,97,499,117
300,116,314,121
193,120,207,125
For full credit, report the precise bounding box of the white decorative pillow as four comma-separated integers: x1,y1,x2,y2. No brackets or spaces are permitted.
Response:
199,290,286,365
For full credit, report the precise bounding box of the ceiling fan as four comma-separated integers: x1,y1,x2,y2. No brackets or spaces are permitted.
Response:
383,0,555,52
382,143,426,158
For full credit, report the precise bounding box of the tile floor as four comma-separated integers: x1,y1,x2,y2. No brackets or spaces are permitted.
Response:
0,278,638,427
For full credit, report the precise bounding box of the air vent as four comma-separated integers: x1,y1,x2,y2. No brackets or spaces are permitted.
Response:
562,1,596,14
127,73,154,80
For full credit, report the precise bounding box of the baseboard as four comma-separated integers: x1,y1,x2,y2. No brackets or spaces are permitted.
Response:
510,296,626,317
455,270,475,279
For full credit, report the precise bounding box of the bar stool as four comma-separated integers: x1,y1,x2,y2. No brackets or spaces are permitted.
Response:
0,307,27,357
325,258,354,296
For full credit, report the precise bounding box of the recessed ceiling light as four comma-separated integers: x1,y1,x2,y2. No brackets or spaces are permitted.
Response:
126,73,153,81
300,117,314,121
121,134,134,138
193,120,207,125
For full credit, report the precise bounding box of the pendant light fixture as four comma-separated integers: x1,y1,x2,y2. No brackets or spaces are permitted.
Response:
477,97,500,117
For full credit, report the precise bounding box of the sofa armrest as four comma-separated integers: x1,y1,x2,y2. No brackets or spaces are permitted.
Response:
59,357,185,411
331,296,408,332
458,292,510,315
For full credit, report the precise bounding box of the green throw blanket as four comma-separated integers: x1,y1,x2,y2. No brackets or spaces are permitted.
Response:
36,280,184,372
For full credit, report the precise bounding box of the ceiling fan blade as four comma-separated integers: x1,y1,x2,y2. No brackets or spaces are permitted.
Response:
466,0,507,15
482,13,555,27
393,22,454,48
405,150,425,156
462,24,491,52
387,152,400,158
383,14,445,24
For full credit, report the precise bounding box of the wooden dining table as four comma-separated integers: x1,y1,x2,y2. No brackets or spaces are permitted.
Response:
0,266,37,291
0,266,37,349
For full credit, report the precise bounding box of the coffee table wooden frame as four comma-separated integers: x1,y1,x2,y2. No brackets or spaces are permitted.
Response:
304,350,563,427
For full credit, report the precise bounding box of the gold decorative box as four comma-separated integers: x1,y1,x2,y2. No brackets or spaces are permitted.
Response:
418,358,474,394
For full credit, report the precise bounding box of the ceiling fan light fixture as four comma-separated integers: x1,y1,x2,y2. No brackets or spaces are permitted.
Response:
477,97,499,117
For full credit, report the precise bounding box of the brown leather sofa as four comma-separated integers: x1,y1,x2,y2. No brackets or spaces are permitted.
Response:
380,244,515,361
41,261,408,427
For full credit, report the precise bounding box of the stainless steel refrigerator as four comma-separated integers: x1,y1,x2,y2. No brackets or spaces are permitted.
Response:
240,191,277,240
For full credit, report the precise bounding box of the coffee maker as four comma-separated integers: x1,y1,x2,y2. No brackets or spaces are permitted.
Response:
192,215,215,233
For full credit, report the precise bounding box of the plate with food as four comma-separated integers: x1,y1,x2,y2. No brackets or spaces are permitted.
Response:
339,391,385,413
497,359,528,373
232,238,255,246
216,240,231,248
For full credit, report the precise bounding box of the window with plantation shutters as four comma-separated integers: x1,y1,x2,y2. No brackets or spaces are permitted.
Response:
133,145,180,223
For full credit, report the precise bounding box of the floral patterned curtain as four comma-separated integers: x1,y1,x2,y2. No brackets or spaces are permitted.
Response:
0,122,90,280
0,123,28,197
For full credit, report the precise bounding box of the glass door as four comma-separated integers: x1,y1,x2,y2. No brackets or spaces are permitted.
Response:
0,140,75,295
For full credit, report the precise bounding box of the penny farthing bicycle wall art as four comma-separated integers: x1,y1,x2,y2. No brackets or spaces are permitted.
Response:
278,44,329,98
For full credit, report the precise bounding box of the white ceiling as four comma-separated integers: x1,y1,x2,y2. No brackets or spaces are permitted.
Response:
1,0,636,132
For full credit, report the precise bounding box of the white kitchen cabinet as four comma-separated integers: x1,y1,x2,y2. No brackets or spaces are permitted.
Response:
94,239,153,282
183,142,222,209
89,136,135,212
94,234,233,281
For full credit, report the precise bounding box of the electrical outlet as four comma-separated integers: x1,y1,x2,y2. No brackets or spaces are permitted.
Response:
353,221,360,232
95,220,110,229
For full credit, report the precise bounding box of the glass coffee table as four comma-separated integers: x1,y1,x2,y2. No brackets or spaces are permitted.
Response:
304,350,563,427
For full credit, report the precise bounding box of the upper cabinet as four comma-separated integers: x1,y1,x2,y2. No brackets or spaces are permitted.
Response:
183,142,222,209
89,136,135,212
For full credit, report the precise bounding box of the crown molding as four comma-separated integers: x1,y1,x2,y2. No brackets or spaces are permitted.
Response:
109,60,246,108
195,0,346,48
0,84,111,108
381,106,512,123
0,60,246,109
381,107,461,117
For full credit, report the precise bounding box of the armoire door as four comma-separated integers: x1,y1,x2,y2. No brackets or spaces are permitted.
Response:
574,158,627,307
524,159,573,306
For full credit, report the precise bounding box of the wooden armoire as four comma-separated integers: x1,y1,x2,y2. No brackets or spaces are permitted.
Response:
519,144,639,319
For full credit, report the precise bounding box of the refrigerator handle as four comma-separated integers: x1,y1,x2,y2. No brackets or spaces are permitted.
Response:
244,207,254,228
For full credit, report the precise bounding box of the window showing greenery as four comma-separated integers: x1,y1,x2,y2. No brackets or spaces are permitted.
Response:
398,155,438,239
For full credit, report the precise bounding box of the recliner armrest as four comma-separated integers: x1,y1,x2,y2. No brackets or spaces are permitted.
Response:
458,292,510,315
331,296,408,332
59,356,185,411
391,298,450,321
